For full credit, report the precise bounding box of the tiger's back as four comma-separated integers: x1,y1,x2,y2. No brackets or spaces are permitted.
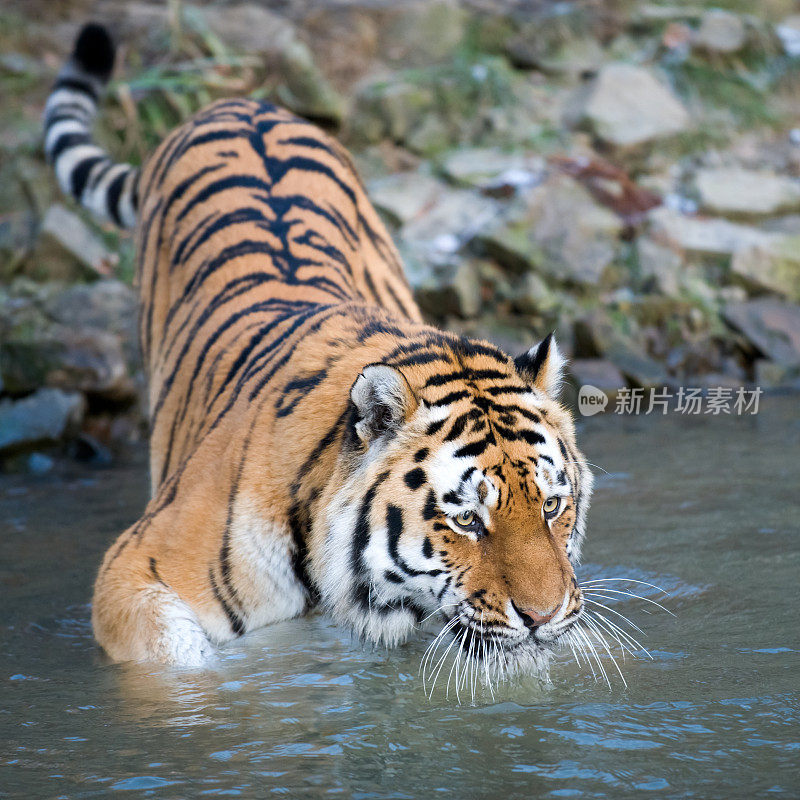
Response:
137,98,421,491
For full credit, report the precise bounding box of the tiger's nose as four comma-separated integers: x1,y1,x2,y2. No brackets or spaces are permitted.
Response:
511,600,559,630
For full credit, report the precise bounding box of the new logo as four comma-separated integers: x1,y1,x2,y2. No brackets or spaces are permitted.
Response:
578,385,609,416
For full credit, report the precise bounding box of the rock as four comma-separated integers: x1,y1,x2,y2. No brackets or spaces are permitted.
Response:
695,168,800,217
754,360,800,390
509,37,606,77
69,432,114,466
636,236,684,296
349,56,536,153
305,0,466,72
572,63,690,147
350,77,436,145
0,326,130,398
648,207,774,258
37,205,118,277
0,388,85,453
634,5,705,24
367,172,445,227
0,52,46,78
200,4,295,57
694,10,747,54
400,186,499,260
574,310,669,388
0,212,36,278
415,259,482,319
42,279,141,371
372,0,467,69
438,148,545,193
730,239,800,301
43,279,138,343
775,15,800,58
0,283,134,398
27,452,55,475
511,273,561,316
406,115,455,157
274,40,345,124
200,4,344,123
568,359,627,394
279,61,345,125
722,298,800,366
479,174,623,285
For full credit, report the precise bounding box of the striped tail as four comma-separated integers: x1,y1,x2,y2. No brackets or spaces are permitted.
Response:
44,23,138,229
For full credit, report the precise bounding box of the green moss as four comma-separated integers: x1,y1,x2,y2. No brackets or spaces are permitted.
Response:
666,57,786,129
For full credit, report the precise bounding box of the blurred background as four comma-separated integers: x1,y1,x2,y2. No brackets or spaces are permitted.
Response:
2,0,800,471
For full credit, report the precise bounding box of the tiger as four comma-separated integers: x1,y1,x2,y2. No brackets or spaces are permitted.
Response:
44,23,594,679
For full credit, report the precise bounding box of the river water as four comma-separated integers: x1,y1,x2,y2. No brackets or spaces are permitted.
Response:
2,397,798,798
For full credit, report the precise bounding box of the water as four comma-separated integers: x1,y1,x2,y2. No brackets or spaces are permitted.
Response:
2,398,799,799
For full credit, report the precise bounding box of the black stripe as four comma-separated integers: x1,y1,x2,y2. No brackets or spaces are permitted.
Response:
425,418,448,436
429,390,470,407
53,75,99,101
443,412,470,442
288,500,319,601
454,434,495,458
389,351,447,369
485,385,531,396
48,131,90,162
423,489,438,521
105,169,128,226
209,567,245,636
351,471,390,581
70,155,106,199
386,504,442,578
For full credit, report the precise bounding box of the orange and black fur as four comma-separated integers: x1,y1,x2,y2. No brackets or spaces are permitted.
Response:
46,24,593,673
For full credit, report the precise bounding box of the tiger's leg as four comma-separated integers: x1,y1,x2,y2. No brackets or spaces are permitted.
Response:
92,536,216,667
91,447,310,665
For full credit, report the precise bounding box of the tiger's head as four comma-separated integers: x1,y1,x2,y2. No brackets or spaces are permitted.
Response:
312,333,593,682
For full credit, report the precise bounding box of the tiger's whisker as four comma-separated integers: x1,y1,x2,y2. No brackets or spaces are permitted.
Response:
590,610,653,659
417,603,459,627
583,613,627,688
575,624,609,688
583,588,675,616
421,616,459,689
429,628,461,700
421,616,459,688
583,612,636,661
563,459,610,475
584,590,655,616
581,578,668,594
583,598,646,634
446,627,467,702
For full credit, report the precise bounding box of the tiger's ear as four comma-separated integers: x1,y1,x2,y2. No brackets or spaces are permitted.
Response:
350,364,417,445
514,333,566,398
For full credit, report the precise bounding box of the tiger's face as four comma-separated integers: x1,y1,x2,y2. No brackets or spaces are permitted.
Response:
312,334,593,681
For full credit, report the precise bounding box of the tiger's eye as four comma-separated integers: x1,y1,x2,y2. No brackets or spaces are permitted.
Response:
454,510,475,527
543,497,561,517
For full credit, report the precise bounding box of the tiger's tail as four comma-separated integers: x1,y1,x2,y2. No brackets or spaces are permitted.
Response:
44,23,138,229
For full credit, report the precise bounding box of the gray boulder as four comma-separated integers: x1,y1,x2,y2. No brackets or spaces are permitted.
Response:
722,298,800,366
730,239,800,302
694,10,747,54
572,63,690,147
0,388,85,453
479,174,623,285
695,168,800,217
